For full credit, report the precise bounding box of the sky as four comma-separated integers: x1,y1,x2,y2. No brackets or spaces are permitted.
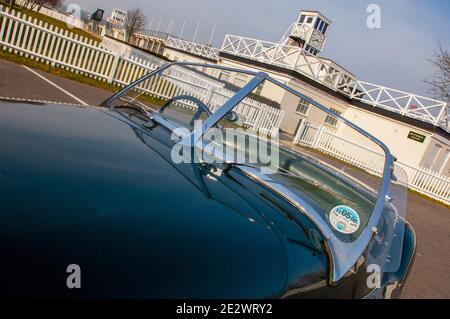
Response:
71,0,449,97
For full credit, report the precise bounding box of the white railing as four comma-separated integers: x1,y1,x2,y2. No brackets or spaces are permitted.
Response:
294,122,450,205
222,34,303,70
0,6,284,136
280,23,311,44
280,22,326,52
221,34,449,132
166,37,220,61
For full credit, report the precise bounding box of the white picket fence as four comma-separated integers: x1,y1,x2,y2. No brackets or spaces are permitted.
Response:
0,5,284,136
294,122,450,205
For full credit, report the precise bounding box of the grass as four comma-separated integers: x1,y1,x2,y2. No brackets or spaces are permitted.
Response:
0,48,118,91
0,7,448,208
0,2,171,109
2,48,449,210
0,1,101,42
0,48,168,110
408,189,450,209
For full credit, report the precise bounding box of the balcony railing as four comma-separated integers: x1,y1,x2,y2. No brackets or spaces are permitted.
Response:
166,37,220,61
221,34,448,131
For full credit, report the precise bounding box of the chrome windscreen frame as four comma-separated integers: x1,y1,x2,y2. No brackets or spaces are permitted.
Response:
102,62,395,283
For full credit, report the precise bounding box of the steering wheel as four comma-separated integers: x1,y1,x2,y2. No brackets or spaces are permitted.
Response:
160,95,212,126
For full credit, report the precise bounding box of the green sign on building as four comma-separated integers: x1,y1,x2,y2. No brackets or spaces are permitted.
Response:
407,131,426,143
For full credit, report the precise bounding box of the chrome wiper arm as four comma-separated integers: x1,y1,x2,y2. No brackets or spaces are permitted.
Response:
275,168,355,203
277,166,318,186
114,97,154,118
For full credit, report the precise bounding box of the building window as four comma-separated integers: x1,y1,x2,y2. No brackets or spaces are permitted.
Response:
324,108,342,127
424,144,442,169
299,15,305,23
234,74,247,88
314,18,321,29
439,149,450,174
306,46,318,55
296,97,310,115
314,18,328,34
254,83,264,96
219,71,230,83
306,17,313,23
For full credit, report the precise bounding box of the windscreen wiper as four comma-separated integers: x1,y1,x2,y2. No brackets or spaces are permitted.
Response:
114,97,154,118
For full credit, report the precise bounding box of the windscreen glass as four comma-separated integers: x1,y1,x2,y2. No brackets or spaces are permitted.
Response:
108,64,269,132
204,78,388,242
365,164,407,273
107,63,392,243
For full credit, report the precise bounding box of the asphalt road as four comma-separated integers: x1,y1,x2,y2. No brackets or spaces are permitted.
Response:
285,142,450,299
0,59,111,106
0,59,449,299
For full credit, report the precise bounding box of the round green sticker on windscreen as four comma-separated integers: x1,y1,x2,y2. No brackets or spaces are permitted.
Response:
329,205,360,234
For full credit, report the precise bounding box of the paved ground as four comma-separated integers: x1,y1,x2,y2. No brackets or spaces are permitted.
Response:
0,59,111,106
282,140,450,299
0,58,449,298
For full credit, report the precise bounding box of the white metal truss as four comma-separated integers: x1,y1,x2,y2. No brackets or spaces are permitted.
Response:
221,34,449,131
279,23,326,52
166,37,220,61
279,22,311,44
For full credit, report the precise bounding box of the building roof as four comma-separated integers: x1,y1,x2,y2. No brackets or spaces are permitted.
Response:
299,10,332,24
219,51,449,139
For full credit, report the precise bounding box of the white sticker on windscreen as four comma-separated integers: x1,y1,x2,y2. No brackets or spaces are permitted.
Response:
329,205,360,234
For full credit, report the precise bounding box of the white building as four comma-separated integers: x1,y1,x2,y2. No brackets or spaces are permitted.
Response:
162,10,449,178
108,8,127,27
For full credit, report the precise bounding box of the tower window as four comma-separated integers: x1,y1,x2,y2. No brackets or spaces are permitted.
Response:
306,17,313,23
299,15,305,23
319,21,325,30
296,97,310,115
306,46,318,55
315,18,321,29
314,18,329,34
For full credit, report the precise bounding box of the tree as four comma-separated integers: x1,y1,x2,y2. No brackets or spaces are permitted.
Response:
22,0,63,12
45,0,63,8
424,43,450,104
23,0,43,11
124,7,147,44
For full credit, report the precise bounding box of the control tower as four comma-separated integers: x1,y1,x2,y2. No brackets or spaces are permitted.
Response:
280,10,332,56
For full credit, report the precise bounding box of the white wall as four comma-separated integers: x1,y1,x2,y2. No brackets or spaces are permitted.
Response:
164,47,212,64
420,135,450,176
337,107,433,166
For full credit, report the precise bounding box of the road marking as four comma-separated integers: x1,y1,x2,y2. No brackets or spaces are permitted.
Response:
22,66,88,106
0,96,83,106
